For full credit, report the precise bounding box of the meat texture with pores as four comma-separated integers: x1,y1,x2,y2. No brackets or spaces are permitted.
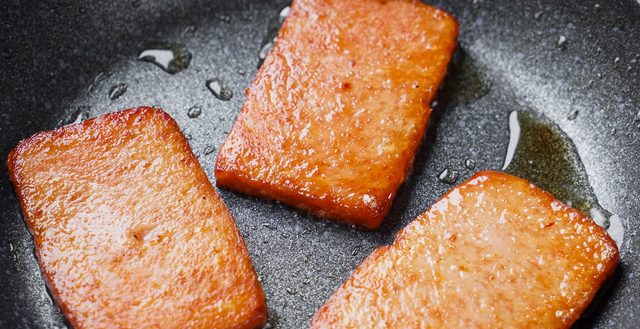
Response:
311,171,619,329
7,107,267,329
215,0,459,229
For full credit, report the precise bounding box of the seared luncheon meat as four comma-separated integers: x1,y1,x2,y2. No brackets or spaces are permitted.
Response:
215,0,459,229
8,107,267,329
311,171,619,329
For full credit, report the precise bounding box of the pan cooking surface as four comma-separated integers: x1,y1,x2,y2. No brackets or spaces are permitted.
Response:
1,0,639,328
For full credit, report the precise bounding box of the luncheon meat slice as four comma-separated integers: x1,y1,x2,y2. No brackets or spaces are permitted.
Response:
215,0,459,229
310,171,619,329
7,107,267,329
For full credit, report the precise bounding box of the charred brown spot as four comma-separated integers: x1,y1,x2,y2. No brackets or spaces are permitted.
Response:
449,234,457,242
543,222,555,228
339,82,352,90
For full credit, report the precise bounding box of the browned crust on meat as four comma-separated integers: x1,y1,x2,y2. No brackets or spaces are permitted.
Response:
310,171,620,328
215,0,459,229
8,107,267,329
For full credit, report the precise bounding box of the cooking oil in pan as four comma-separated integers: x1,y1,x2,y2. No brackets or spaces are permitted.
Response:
438,49,493,107
437,167,459,185
464,159,476,170
138,43,192,74
187,105,202,118
503,110,624,247
108,83,128,100
258,5,290,67
60,106,91,126
207,78,233,101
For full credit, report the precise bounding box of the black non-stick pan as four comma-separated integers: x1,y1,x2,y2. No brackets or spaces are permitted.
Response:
1,0,639,328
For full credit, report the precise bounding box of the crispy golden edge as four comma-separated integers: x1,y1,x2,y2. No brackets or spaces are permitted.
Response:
215,0,460,229
7,107,268,329
310,170,620,328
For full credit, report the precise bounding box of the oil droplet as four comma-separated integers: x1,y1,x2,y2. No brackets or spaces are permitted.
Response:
181,25,197,38
567,109,579,120
187,106,201,118
607,214,625,247
557,35,567,51
502,111,521,170
138,43,192,74
109,83,127,100
279,6,290,23
438,167,459,185
590,206,609,228
465,159,476,170
593,4,600,13
204,146,216,155
60,106,90,126
88,72,106,92
258,5,290,67
262,222,277,230
259,38,276,61
503,110,624,246
207,78,233,101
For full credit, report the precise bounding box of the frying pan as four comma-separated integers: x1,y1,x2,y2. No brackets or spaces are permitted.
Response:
1,0,639,328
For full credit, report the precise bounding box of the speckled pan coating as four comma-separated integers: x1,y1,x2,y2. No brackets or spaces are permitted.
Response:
0,0,639,328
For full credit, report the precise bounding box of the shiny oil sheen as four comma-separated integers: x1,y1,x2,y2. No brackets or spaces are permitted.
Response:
1,0,639,328
214,0,459,229
311,171,619,328
504,110,624,247
7,108,267,329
